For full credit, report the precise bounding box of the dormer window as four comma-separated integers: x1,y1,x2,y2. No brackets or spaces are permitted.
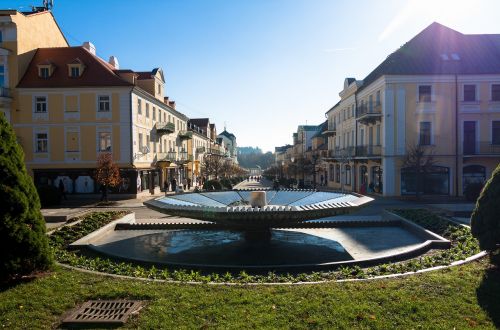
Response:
37,63,54,79
70,66,80,77
67,58,85,78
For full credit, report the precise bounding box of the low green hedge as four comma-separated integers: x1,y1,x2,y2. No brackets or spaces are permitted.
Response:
50,209,481,283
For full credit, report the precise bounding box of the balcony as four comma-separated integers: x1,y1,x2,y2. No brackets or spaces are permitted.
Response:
357,103,382,125
463,142,500,156
156,122,175,135
356,145,382,158
157,151,178,162
178,151,193,164
322,122,336,136
328,147,355,159
178,130,193,140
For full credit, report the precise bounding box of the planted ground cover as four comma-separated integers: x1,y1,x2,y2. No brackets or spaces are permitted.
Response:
50,209,481,283
0,259,498,329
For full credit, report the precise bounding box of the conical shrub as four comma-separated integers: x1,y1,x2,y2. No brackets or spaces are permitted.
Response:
471,163,500,252
0,114,52,280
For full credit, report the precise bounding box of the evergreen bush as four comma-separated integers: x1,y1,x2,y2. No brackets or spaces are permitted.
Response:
471,164,500,260
0,114,52,280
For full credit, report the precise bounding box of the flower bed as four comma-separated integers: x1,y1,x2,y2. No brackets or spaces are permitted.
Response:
50,209,482,283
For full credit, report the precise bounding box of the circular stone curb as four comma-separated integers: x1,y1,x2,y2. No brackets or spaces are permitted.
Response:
55,250,488,286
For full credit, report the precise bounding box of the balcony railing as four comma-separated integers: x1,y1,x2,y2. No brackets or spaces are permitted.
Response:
178,130,193,140
156,122,175,135
328,147,355,159
0,87,11,98
463,142,500,155
323,122,337,136
357,103,382,124
178,151,193,163
157,151,178,162
356,145,382,157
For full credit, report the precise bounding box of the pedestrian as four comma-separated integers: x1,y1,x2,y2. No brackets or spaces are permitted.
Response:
183,178,187,190
187,178,192,190
171,178,177,193
58,180,67,200
164,180,169,195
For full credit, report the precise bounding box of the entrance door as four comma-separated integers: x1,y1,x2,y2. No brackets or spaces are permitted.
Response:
463,121,476,155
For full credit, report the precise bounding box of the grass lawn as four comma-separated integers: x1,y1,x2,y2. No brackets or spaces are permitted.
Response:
0,259,499,329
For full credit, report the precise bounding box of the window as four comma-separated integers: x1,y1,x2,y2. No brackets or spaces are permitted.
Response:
157,83,161,94
137,99,142,114
335,164,340,183
376,125,381,145
138,133,143,149
493,121,500,145
351,105,354,117
369,95,373,112
345,165,351,185
35,96,47,113
35,133,48,152
98,95,110,112
0,65,4,87
376,90,381,105
39,67,49,79
463,84,476,102
492,84,500,101
419,122,432,145
70,66,80,77
98,132,112,151
418,85,432,102
152,106,156,120
145,103,149,118
0,31,2,43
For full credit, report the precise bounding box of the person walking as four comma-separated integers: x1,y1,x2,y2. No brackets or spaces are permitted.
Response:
183,178,188,191
187,178,192,190
171,178,177,193
58,180,67,200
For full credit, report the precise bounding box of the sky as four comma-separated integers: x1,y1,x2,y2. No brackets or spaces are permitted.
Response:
4,0,500,152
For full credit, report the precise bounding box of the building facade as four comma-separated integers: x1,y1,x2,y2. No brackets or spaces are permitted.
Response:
15,43,191,196
323,22,500,197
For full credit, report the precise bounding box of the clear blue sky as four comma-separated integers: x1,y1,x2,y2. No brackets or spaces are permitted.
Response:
5,0,500,152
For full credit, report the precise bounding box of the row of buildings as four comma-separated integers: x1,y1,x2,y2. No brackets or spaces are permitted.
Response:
275,22,500,197
0,6,238,196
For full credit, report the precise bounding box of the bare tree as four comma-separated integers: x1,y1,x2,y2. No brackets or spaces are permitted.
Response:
402,144,436,199
201,154,224,180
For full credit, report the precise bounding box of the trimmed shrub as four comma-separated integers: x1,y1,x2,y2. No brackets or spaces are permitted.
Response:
471,164,500,254
203,180,222,191
0,114,52,280
37,185,61,207
464,182,484,202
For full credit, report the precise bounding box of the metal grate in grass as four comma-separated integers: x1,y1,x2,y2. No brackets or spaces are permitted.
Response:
61,300,142,326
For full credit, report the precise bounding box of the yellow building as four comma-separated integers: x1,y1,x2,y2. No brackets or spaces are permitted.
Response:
0,8,68,122
15,42,190,196
325,22,500,197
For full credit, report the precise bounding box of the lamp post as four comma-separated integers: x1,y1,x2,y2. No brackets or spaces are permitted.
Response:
312,154,319,189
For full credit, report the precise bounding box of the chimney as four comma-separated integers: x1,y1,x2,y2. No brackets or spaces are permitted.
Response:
164,96,169,104
108,56,119,69
82,41,96,55
169,101,176,109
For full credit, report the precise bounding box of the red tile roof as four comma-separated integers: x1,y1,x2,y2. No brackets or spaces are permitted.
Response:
17,47,133,88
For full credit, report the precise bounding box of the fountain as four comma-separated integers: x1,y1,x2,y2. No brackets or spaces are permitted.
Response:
72,189,449,272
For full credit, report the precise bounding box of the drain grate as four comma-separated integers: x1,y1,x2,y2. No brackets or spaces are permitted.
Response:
62,300,143,326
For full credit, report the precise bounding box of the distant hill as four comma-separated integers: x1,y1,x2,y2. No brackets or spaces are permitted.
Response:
237,150,274,169
238,146,262,155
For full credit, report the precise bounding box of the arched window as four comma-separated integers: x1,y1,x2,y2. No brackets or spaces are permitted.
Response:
345,165,351,185
463,165,486,191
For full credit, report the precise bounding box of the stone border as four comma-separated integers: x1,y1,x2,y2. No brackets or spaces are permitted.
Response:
69,213,135,248
73,212,450,272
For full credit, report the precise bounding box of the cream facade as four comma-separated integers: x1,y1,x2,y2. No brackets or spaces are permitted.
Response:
0,9,68,122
